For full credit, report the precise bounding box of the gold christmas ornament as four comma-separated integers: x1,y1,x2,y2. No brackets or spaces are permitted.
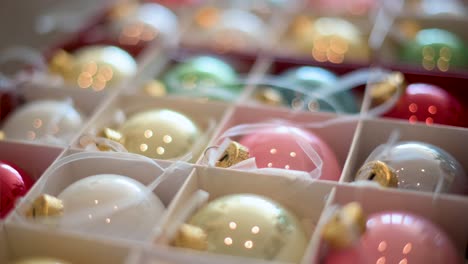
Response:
291,17,370,63
103,109,200,159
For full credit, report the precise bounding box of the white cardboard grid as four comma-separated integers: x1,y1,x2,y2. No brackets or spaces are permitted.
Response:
0,1,468,261
341,117,468,193
327,183,468,256
155,165,338,264
2,222,132,264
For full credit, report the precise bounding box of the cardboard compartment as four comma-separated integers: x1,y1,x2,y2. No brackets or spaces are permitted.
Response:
42,0,190,61
367,68,468,128
324,184,468,257
243,58,369,113
2,222,132,263
72,94,229,162
0,83,108,147
179,2,279,55
0,140,64,181
275,13,372,66
124,47,261,104
342,118,468,194
207,105,359,175
378,15,468,73
8,149,194,243
155,166,338,264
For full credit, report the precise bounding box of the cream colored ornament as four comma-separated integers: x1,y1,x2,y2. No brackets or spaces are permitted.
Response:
106,109,200,159
49,45,137,91
177,194,308,263
1,100,83,143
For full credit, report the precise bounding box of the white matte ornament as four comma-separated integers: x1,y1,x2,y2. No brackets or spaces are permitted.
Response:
111,3,178,42
1,100,83,144
357,141,467,194
57,174,165,241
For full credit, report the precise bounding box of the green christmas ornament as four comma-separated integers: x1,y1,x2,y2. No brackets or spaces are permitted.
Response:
400,28,468,71
275,66,359,113
162,56,241,101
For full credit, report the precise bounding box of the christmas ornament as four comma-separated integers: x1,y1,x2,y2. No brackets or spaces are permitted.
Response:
107,2,178,46
174,193,307,263
27,174,164,241
1,100,83,143
0,161,34,218
10,257,71,264
400,28,468,71
49,45,137,90
322,203,460,264
290,17,370,63
355,141,467,194
103,109,200,159
277,66,359,113
238,125,341,180
371,72,464,127
193,8,265,51
162,56,240,101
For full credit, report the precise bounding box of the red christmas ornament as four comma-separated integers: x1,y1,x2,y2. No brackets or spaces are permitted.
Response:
384,83,463,127
0,161,34,218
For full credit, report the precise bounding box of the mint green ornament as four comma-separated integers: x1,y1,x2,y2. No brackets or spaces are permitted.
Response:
162,56,241,101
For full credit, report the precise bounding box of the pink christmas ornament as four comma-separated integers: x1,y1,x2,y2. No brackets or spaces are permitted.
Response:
238,126,341,181
324,211,460,264
384,83,464,127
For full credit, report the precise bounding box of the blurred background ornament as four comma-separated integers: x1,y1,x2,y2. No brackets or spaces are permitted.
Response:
48,45,137,91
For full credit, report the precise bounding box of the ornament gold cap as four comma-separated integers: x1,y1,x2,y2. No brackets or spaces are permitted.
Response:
26,194,64,218
173,224,208,251
48,49,74,79
255,87,284,106
369,72,406,105
322,202,366,249
355,160,398,188
98,128,124,151
143,80,167,97
215,141,250,168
